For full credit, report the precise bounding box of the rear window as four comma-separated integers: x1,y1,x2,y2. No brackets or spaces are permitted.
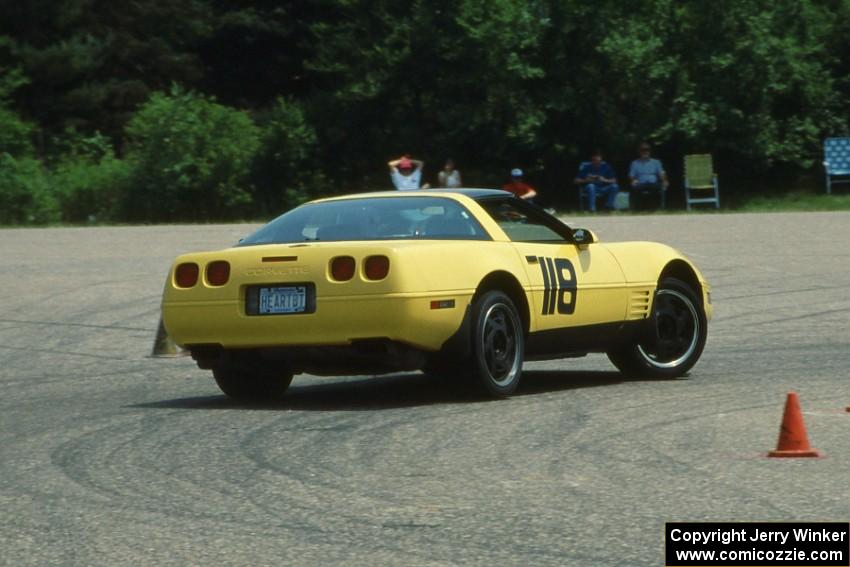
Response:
238,196,490,245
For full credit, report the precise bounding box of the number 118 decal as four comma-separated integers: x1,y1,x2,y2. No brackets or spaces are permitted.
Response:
539,257,577,315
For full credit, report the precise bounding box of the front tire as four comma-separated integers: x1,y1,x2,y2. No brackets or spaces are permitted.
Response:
608,277,707,379
212,352,294,400
468,291,525,397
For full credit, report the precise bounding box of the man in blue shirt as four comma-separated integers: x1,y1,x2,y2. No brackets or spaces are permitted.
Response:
629,142,669,210
574,150,619,212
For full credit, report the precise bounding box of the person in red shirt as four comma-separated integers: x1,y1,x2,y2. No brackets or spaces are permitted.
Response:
502,168,538,201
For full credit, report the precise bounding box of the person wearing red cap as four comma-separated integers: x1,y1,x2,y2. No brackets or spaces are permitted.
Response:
388,155,428,190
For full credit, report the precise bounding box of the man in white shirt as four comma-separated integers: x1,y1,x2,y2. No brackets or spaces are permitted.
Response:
388,156,429,190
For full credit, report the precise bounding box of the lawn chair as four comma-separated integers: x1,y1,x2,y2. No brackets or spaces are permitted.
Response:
684,154,720,210
823,138,850,194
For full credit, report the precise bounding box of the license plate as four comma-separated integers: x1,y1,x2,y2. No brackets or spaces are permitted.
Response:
258,286,307,314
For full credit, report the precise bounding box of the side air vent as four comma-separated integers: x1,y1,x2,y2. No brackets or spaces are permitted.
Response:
628,289,652,320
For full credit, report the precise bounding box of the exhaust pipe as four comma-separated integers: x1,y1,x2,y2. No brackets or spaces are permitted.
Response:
150,317,187,357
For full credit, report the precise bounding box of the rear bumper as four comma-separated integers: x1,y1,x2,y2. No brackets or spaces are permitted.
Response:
162,291,472,352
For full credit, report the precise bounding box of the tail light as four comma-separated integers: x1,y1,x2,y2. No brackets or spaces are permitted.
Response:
175,263,199,288
364,255,390,280
206,261,230,286
330,256,355,281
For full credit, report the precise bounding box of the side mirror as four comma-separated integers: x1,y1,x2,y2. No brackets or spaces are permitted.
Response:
572,228,597,247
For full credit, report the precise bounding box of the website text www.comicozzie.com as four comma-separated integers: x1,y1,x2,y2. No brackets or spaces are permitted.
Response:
665,522,849,567
673,548,843,564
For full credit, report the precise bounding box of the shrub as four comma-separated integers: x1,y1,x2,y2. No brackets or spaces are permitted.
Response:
45,129,130,223
252,97,329,214
124,87,260,221
51,154,131,223
0,154,58,225
0,106,33,157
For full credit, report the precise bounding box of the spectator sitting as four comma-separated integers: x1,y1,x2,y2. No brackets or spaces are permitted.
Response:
575,150,619,212
502,168,538,202
629,142,668,210
388,155,430,190
437,158,463,188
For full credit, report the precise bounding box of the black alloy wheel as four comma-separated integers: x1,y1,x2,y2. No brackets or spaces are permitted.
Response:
607,277,707,379
470,290,525,397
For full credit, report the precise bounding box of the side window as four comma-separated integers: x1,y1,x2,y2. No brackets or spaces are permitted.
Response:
478,200,568,242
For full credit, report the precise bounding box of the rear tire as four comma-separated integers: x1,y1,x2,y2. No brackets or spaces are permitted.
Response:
212,352,294,400
468,290,524,397
607,277,707,379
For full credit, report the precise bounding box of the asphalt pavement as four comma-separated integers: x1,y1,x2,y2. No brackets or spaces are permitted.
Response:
1,212,849,566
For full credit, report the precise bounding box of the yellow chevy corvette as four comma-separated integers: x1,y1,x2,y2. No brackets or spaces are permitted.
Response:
161,189,711,399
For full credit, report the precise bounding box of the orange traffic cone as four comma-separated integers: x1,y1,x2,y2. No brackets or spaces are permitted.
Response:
768,392,821,458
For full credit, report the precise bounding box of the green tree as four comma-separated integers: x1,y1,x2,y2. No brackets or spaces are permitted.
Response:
595,0,844,167
305,0,551,185
252,97,327,214
0,37,33,157
0,39,53,224
49,130,130,222
196,1,318,108
0,106,33,157
124,87,261,221
2,0,850,215
0,154,57,224
1,1,213,142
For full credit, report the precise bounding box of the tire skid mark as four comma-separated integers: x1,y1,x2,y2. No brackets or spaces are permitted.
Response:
0,343,133,361
722,284,850,302
241,411,411,490
717,301,850,323
42,414,325,535
0,318,151,332
629,442,791,517
128,412,330,532
236,407,604,565
719,343,848,355
746,306,850,326
551,404,795,518
568,396,772,455
593,390,845,506
243,409,482,505
210,412,497,561
0,364,152,387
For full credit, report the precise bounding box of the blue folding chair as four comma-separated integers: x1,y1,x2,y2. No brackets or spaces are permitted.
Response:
823,138,850,194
